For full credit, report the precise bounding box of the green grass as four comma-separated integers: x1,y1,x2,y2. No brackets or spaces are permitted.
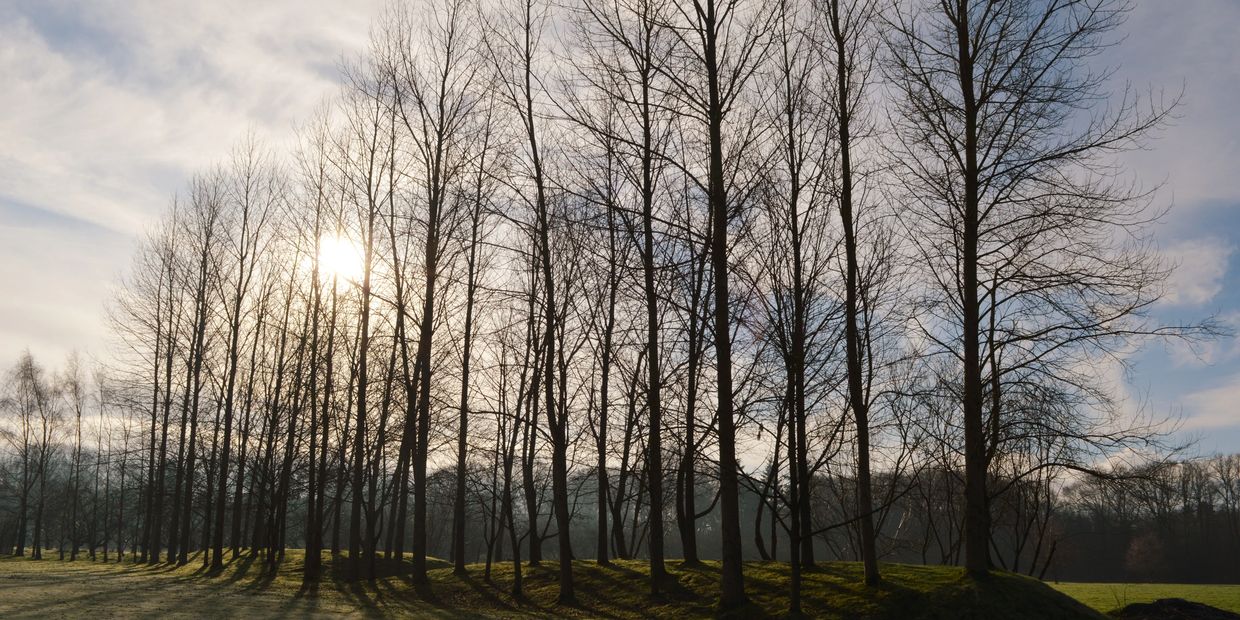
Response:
0,550,1103,619
8,550,1232,618
1049,581,1240,615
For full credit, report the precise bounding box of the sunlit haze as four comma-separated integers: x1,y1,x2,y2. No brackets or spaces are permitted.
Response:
317,234,365,283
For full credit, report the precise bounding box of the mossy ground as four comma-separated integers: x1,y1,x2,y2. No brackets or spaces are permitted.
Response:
0,550,1107,618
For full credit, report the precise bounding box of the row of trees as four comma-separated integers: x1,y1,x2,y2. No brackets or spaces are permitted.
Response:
6,352,1235,584
1054,455,1240,583
1,0,1207,611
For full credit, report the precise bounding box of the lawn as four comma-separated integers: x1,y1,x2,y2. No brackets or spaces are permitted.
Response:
1049,581,1240,615
0,550,1122,619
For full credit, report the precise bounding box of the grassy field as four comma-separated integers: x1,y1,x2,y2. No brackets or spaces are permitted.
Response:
10,550,1228,618
1049,581,1240,615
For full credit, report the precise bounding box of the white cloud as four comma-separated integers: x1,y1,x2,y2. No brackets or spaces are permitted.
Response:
1160,237,1234,306
1183,375,1240,430
0,0,381,363
1104,1,1240,213
0,1,380,235
0,223,125,364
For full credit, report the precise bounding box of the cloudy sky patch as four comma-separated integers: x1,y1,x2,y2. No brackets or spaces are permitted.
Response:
2,0,1238,451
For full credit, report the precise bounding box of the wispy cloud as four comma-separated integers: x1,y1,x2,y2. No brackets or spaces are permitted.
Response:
0,0,379,362
1159,237,1234,307
2,0,1239,457
1103,0,1240,213
1183,374,1240,431
1,0,379,235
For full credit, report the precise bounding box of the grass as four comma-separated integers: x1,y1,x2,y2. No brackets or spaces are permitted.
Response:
0,550,1106,619
1048,581,1240,616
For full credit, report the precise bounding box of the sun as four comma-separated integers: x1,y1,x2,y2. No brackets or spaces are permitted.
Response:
317,234,364,282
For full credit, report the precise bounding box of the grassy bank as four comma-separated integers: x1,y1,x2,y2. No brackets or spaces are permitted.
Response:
0,550,1108,619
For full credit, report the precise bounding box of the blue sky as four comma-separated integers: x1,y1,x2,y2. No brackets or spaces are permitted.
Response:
1,1,1237,453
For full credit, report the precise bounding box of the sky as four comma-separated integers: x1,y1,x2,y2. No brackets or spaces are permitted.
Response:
1,1,1238,453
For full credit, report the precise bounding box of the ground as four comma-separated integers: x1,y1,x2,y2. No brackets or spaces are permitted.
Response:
0,551,1221,619
1049,581,1240,617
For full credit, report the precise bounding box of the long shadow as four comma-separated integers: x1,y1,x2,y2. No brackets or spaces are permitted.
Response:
541,562,691,620
453,572,519,612
8,554,804,619
285,578,323,617
235,552,293,591
410,578,444,607
0,557,260,618
335,580,383,616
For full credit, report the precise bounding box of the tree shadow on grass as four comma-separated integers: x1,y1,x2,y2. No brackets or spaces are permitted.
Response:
452,572,520,612
288,579,323,616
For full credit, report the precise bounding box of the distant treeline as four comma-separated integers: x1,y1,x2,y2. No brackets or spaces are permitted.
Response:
2,369,1235,585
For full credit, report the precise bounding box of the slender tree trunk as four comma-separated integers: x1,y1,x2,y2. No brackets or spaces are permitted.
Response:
142,279,164,564
452,213,481,576
213,270,248,568
349,204,375,582
826,0,877,584
204,398,223,566
702,5,746,604
952,0,989,579
151,295,178,564
637,44,667,590
678,256,705,565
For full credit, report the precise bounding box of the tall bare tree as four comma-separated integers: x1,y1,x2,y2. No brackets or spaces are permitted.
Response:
886,0,1188,577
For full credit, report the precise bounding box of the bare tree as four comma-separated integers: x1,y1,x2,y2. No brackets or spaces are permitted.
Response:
886,0,1192,577
818,0,883,586
381,0,480,581
484,0,578,602
210,136,280,570
657,0,775,605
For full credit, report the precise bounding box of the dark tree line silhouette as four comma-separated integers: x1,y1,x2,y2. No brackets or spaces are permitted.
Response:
0,0,1219,612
